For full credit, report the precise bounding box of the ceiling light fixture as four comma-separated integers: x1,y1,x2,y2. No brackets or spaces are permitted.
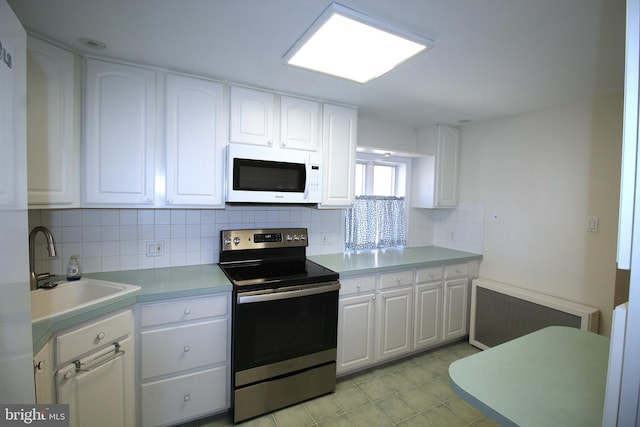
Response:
283,3,433,83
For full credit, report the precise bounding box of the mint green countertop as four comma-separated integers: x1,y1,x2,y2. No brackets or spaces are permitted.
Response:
309,246,482,277
32,264,231,352
449,326,609,426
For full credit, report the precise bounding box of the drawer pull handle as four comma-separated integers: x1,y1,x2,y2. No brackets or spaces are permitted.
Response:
183,346,191,353
357,284,361,288
429,273,434,278
96,332,106,340
184,308,191,315
184,394,191,402
396,278,401,283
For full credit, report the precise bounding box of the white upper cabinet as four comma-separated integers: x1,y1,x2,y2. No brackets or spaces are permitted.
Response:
413,124,460,208
320,104,358,208
165,74,226,207
26,36,79,208
229,86,274,146
280,95,320,151
0,16,26,210
83,58,156,206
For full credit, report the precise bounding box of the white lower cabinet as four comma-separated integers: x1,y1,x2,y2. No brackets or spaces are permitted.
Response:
137,293,230,427
337,293,376,374
377,286,413,361
140,365,227,427
443,263,470,341
337,262,474,376
53,309,136,427
337,275,376,374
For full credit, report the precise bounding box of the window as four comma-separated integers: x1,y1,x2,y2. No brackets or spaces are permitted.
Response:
346,154,408,250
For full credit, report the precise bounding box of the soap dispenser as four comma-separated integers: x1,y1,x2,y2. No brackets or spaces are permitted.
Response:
66,255,82,281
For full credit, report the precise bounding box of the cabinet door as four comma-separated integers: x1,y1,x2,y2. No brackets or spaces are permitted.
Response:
0,19,25,210
165,74,225,207
26,36,78,207
229,86,274,146
34,341,54,404
414,282,443,350
56,335,135,427
320,104,357,207
377,287,413,361
443,277,469,341
280,96,319,151
337,293,375,374
435,125,459,207
83,59,155,205
413,124,459,208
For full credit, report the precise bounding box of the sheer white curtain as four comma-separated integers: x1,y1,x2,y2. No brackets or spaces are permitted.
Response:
345,196,407,250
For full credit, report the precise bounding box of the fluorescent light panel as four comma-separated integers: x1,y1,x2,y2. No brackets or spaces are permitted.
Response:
284,3,433,83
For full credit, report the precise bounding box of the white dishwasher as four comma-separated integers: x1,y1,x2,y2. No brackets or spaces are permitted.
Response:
54,309,135,427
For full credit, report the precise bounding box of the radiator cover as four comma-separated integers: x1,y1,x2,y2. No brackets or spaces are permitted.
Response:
470,278,600,349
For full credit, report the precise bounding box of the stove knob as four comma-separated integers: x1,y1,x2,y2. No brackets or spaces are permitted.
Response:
294,235,300,241
300,234,306,241
224,238,232,245
286,234,293,241
233,237,241,246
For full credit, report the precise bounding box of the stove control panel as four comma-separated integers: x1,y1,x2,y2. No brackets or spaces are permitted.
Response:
221,228,308,251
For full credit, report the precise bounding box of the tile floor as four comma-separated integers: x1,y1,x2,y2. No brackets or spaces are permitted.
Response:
191,340,500,427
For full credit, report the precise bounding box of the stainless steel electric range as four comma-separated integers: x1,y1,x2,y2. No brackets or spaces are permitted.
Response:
218,228,340,423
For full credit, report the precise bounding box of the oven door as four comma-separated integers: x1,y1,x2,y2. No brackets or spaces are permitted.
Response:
233,282,339,385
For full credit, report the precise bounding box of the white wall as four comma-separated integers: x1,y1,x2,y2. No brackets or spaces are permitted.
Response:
459,94,623,335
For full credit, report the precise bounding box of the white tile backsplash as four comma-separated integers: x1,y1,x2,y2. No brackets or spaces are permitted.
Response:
28,202,484,276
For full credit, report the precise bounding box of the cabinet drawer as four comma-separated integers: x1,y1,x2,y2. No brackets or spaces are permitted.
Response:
56,310,132,365
141,365,227,427
340,275,376,295
416,266,443,283
140,318,228,379
379,270,414,289
140,294,228,327
445,263,468,278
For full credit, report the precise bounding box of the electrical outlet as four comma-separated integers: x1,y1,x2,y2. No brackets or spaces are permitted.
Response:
146,241,165,257
321,233,330,245
146,241,156,257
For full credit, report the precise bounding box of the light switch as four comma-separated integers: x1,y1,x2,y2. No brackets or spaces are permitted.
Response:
587,217,599,233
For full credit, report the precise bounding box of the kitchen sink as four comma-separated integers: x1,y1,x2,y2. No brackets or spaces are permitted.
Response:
31,279,140,322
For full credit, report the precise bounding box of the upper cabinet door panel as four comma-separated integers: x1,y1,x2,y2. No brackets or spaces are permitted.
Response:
320,104,357,207
26,36,78,207
229,86,274,146
280,96,319,151
436,126,459,207
165,74,225,207
83,59,156,205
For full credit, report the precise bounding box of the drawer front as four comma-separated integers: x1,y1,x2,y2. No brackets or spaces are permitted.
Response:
140,294,228,327
416,266,443,283
141,365,227,427
379,270,414,289
445,263,469,278
140,318,228,379
340,275,376,295
56,310,132,365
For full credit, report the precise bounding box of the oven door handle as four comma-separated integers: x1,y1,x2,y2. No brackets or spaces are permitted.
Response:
237,282,340,304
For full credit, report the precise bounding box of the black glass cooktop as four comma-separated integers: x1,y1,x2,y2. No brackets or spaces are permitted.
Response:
220,258,338,290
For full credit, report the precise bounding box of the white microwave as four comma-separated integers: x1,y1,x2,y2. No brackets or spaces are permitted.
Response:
226,144,322,203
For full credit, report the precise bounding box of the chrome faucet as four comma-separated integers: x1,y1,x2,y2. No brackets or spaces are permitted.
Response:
29,226,57,290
